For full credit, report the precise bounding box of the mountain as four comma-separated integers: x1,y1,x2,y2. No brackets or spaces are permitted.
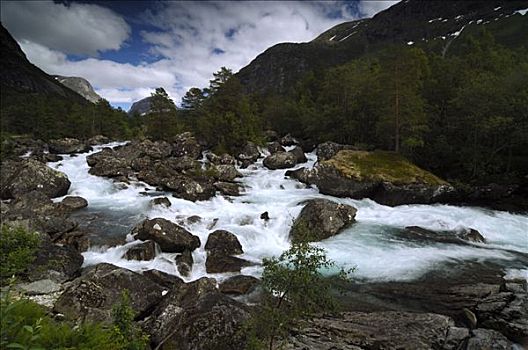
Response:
236,0,528,95
54,76,101,103
128,96,153,116
0,23,87,104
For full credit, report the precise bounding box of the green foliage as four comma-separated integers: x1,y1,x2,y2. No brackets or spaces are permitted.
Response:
247,242,352,349
0,292,119,350
186,67,263,153
0,225,41,284
258,31,527,184
145,87,183,141
0,91,131,142
111,290,149,350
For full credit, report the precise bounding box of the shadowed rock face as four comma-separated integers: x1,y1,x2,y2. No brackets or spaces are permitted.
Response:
128,96,153,116
54,76,101,103
0,159,71,199
0,24,87,102
289,198,357,243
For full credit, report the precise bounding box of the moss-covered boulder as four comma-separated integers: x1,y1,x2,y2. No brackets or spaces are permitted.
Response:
287,150,456,206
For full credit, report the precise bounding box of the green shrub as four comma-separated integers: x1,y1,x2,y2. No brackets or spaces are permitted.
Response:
0,225,41,283
111,290,149,350
246,242,353,349
0,290,148,350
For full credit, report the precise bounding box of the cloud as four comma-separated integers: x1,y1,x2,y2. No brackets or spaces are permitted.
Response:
4,1,399,106
358,1,400,18
19,41,176,103
0,0,130,55
138,1,361,102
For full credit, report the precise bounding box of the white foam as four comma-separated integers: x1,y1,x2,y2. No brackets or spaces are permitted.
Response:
49,143,528,282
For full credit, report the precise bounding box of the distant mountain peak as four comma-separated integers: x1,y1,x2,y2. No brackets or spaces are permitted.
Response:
54,75,101,103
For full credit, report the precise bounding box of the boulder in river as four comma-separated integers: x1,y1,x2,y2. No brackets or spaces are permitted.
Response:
60,196,88,210
280,133,298,146
48,138,91,154
132,218,200,253
205,230,243,256
263,151,297,170
287,150,456,206
87,135,110,146
1,159,71,199
151,196,171,207
214,164,242,182
268,141,285,154
401,226,486,245
214,182,243,196
237,141,260,168
290,199,356,243
176,250,194,277
54,263,164,323
123,240,157,261
219,275,260,295
315,141,356,161
205,254,252,274
289,146,307,164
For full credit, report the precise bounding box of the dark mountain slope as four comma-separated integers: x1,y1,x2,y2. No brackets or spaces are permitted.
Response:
0,23,87,104
237,0,528,95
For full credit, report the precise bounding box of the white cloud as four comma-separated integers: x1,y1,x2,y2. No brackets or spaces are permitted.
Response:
19,41,176,103
358,1,400,18
0,0,130,55
4,1,399,106
139,1,361,102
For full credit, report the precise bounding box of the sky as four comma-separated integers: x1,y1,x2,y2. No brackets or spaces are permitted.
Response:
1,0,398,110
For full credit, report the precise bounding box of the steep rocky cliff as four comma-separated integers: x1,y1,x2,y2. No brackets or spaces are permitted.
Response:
54,76,101,103
0,23,87,104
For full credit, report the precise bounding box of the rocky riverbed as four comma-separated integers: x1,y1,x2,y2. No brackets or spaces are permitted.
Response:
1,134,526,349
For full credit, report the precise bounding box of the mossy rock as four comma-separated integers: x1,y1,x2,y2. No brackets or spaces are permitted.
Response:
324,150,447,186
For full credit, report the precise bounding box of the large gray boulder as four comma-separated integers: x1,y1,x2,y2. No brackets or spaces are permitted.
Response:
48,138,91,154
132,218,200,253
287,150,457,206
172,132,202,159
315,141,355,161
237,142,260,168
285,312,469,350
214,165,242,182
143,278,250,350
263,151,297,170
290,199,356,243
54,263,164,323
205,230,243,256
1,159,70,199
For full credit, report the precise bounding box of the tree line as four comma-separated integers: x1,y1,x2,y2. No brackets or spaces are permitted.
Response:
2,29,526,185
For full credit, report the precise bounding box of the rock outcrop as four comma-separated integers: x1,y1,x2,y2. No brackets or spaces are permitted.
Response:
54,263,164,323
132,218,200,253
290,199,356,243
263,151,297,170
287,150,456,206
1,159,70,199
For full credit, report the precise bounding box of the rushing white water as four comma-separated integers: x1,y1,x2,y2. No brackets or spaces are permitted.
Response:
48,143,528,283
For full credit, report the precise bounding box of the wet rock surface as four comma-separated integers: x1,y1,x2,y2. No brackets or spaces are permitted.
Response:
263,151,297,170
48,138,91,154
1,159,71,199
219,275,260,295
132,218,200,253
289,198,356,243
124,240,157,261
54,263,164,323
